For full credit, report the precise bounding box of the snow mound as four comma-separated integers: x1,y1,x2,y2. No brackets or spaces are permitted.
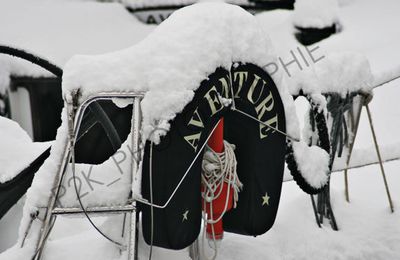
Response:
287,52,374,96
0,117,49,184
292,141,330,189
62,2,298,142
59,137,133,208
293,0,339,29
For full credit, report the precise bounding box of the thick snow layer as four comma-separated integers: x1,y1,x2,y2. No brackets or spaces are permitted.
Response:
2,164,399,259
293,0,339,29
62,2,299,142
58,137,133,208
333,142,400,171
292,141,330,188
286,52,374,96
0,117,49,183
256,0,400,95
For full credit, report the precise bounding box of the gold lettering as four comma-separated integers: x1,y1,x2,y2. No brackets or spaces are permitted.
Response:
188,108,204,128
204,86,223,116
260,114,278,139
247,75,265,104
255,91,274,120
184,132,202,151
219,77,230,98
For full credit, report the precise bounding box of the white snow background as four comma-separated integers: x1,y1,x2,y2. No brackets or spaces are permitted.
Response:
0,0,399,259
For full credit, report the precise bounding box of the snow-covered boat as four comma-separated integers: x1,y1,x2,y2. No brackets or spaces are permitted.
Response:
0,0,399,259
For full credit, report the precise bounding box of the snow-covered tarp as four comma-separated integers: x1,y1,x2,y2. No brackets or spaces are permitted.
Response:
0,117,49,184
292,0,339,29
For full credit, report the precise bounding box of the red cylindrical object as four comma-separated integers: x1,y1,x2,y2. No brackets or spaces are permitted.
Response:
208,119,224,153
202,118,234,240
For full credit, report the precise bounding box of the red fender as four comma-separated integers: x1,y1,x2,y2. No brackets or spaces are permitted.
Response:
202,118,234,240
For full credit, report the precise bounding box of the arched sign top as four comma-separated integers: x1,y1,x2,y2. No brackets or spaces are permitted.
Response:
180,63,284,153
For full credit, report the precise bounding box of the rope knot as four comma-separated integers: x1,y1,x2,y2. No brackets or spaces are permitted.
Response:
201,141,242,209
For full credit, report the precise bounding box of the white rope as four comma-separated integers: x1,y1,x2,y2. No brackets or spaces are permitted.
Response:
201,141,242,212
200,140,242,260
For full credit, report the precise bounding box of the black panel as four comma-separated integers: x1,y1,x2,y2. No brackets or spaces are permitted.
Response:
295,24,337,46
141,68,229,250
223,63,286,236
0,148,50,219
10,77,63,142
141,63,287,248
75,100,133,165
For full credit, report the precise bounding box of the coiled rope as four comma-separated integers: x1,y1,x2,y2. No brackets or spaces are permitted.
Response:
201,140,242,260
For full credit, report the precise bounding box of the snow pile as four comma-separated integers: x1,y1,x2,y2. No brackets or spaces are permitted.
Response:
292,141,330,189
219,178,400,260
293,0,339,29
59,138,133,208
3,168,399,259
314,53,374,94
0,117,49,184
62,2,299,142
287,52,374,96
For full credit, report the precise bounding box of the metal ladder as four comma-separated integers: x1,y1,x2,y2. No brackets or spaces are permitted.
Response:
31,92,143,260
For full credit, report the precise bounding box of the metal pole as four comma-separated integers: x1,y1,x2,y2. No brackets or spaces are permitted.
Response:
343,100,363,202
365,104,394,213
129,97,142,260
310,195,321,228
52,205,136,215
33,100,76,260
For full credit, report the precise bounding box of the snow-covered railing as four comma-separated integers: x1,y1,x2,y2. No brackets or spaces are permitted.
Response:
332,143,400,172
283,142,400,183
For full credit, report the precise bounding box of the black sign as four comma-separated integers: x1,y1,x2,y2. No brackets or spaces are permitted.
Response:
141,63,286,249
141,67,228,250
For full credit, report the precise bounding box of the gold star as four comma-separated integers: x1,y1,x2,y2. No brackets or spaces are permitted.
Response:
182,210,189,222
262,192,270,206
